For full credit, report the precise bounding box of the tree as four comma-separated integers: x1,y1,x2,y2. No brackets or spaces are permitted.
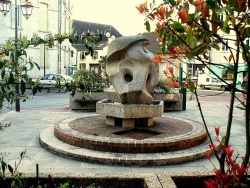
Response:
137,0,250,186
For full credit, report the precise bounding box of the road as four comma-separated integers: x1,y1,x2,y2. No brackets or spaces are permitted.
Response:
195,89,243,102
2,88,70,111
0,88,244,111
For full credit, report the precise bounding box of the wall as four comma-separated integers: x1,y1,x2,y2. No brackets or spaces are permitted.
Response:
0,0,73,79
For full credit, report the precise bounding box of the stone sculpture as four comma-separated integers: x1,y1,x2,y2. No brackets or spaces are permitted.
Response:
97,36,163,128
106,35,159,104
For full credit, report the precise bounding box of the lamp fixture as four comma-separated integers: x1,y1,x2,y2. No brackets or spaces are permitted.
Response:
0,0,11,16
20,0,33,19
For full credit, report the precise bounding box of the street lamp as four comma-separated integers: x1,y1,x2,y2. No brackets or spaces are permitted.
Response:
20,0,33,19
0,0,33,112
0,0,11,16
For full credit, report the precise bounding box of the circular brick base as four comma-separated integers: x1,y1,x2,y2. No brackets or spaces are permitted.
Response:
53,115,207,153
39,114,214,166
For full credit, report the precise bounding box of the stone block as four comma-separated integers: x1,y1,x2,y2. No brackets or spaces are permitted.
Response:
152,93,183,111
96,99,163,119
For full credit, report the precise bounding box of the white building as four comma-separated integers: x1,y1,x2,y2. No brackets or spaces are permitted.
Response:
0,0,73,79
71,20,122,75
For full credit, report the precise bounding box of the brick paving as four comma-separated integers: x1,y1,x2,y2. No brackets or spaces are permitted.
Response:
51,114,207,157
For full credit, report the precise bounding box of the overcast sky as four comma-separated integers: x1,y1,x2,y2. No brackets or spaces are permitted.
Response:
70,0,148,36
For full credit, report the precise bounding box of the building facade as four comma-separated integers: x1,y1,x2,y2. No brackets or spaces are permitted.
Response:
0,0,72,79
71,20,122,75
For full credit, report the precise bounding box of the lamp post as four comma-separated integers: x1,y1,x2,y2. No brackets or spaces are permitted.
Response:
0,0,33,112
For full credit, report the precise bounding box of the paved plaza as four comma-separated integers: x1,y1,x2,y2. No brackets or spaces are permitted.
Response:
0,93,246,186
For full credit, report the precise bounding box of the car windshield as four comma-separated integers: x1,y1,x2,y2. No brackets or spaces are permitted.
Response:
41,74,54,80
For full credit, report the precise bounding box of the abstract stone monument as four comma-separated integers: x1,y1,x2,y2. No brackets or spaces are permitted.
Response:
40,35,209,166
96,36,163,128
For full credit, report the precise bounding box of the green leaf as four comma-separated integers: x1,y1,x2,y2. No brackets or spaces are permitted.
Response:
20,150,26,159
161,45,167,54
186,28,193,45
189,93,195,100
33,62,40,70
27,62,34,71
23,40,30,48
38,38,46,44
0,61,4,69
20,49,27,56
8,72,15,84
0,98,4,109
171,22,185,33
32,86,38,95
1,70,5,79
222,15,230,33
216,6,234,15
1,85,5,94
7,164,13,174
188,81,195,92
187,43,208,57
206,0,217,9
144,21,151,32
213,44,220,51
21,79,26,95
169,0,177,6
1,161,6,173
242,27,250,40
200,18,209,30
158,27,164,37
167,32,173,46
85,51,90,56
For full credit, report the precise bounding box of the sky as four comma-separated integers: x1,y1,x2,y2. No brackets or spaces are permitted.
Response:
70,0,148,36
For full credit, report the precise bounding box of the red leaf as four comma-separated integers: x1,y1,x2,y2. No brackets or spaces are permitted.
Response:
177,8,188,22
168,66,174,74
214,126,220,137
150,54,162,63
228,54,233,62
223,56,228,62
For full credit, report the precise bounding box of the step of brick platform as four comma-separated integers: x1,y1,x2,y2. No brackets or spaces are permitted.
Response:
39,115,214,166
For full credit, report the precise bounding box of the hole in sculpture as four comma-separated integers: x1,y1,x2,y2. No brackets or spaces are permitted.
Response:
124,73,133,82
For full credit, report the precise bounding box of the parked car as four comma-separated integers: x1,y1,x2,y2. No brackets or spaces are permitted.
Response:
197,74,232,91
34,74,73,90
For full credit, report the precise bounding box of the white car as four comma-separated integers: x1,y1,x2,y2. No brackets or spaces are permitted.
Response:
198,74,232,91
36,74,73,89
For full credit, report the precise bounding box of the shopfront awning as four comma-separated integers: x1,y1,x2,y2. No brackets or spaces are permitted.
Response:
238,65,248,72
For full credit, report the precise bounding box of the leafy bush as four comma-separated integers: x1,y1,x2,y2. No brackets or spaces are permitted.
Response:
152,79,171,94
70,69,107,95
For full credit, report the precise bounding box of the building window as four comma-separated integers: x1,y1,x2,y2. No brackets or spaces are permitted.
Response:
93,51,98,59
80,52,86,60
11,3,21,28
245,38,250,46
219,14,224,21
79,63,86,69
90,64,101,74
221,40,228,51
39,3,48,31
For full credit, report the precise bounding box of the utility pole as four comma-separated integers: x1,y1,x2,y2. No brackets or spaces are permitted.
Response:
58,0,62,74
14,0,20,111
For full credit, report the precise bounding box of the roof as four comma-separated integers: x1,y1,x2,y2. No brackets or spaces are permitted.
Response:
71,20,123,51
139,32,162,54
